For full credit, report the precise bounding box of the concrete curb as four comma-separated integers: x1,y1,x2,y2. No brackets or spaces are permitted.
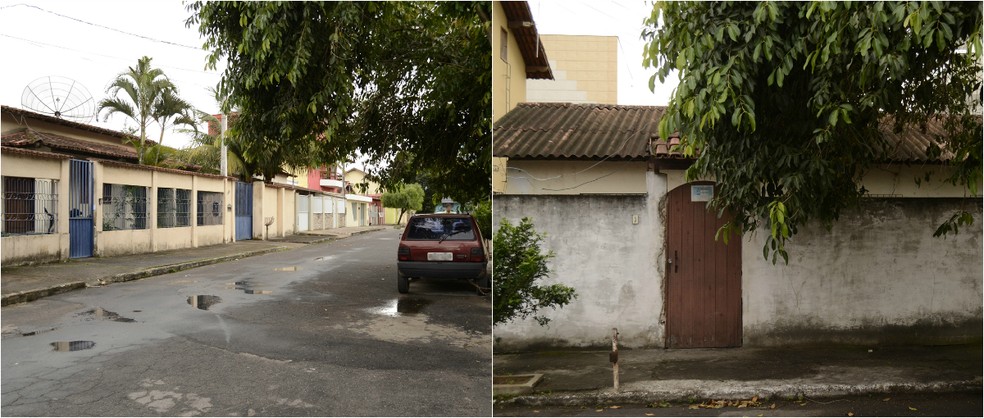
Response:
494,378,984,407
1,281,87,307
0,246,291,307
96,246,293,286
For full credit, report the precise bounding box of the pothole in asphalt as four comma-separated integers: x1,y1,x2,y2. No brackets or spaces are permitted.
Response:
227,280,273,295
314,256,335,262
275,266,299,272
77,307,136,323
369,297,432,317
187,295,221,310
51,340,95,352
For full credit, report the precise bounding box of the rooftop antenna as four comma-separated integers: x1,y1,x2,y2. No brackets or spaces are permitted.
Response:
21,76,96,123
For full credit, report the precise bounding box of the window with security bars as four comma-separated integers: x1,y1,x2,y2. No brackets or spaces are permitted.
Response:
157,188,191,228
102,183,148,231
197,191,223,226
2,176,58,236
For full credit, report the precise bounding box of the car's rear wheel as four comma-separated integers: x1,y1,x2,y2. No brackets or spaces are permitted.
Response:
476,271,491,295
397,271,409,294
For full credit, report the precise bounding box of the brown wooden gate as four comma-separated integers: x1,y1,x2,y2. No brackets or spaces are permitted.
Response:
665,182,742,348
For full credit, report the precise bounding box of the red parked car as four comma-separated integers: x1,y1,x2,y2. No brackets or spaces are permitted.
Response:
397,213,489,294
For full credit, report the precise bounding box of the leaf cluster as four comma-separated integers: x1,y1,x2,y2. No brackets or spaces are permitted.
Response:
643,1,983,262
187,2,491,201
492,218,576,327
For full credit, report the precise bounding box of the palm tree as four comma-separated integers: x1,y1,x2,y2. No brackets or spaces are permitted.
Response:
150,88,197,164
99,56,176,164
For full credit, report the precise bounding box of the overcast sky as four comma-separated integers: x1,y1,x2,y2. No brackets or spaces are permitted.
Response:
0,1,222,149
527,0,677,106
0,0,677,151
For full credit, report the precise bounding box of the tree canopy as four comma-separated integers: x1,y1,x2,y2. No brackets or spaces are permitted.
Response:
380,183,424,224
643,1,983,263
186,1,491,203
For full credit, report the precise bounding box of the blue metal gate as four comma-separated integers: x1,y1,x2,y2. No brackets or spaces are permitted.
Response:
69,160,94,258
235,182,253,240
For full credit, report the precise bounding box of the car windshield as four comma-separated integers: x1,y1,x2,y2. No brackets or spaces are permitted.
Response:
406,217,476,241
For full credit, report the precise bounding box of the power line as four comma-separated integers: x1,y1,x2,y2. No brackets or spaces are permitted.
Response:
0,3,201,50
0,33,216,76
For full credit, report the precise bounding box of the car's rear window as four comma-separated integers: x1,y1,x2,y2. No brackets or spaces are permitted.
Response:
405,217,476,241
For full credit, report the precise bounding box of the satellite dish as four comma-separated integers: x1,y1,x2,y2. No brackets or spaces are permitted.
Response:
21,76,96,123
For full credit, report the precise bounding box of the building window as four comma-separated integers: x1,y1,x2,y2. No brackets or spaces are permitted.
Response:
197,191,223,226
157,188,191,228
500,27,508,62
2,176,58,236
102,183,148,231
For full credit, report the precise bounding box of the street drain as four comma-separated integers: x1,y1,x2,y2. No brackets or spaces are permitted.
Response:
51,341,95,352
187,295,221,310
275,266,298,272
370,297,432,317
78,307,136,323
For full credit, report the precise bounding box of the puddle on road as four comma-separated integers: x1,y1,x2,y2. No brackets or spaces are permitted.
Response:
51,340,96,352
78,307,136,323
227,280,273,295
275,266,299,272
187,295,222,310
369,297,432,317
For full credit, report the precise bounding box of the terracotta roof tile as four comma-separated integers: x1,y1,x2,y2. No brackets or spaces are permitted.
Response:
494,102,975,163
493,102,663,160
2,129,139,161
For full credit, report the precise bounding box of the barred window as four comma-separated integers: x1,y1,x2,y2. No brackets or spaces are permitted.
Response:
102,183,148,231
157,188,191,228
197,191,223,226
2,176,58,236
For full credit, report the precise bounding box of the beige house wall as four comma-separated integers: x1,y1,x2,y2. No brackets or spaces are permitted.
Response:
502,160,648,195
527,35,617,105
663,164,979,199
492,157,509,194
0,153,70,265
1,153,242,264
492,1,530,123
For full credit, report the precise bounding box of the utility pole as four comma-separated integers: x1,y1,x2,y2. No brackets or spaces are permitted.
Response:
220,114,228,177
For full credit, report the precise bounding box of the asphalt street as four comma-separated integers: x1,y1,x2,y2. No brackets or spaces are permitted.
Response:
1,229,492,416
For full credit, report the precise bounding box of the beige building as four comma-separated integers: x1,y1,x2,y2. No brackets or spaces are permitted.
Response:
0,105,337,266
491,1,553,194
343,168,379,227
527,35,618,105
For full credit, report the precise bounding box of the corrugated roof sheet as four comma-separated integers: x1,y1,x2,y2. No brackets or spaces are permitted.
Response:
494,102,975,163
493,102,664,160
500,1,553,80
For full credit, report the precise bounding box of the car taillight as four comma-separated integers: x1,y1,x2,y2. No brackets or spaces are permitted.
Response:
469,246,485,262
398,245,410,261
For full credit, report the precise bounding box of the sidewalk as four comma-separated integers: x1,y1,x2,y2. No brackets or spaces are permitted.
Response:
0,225,391,306
493,344,983,407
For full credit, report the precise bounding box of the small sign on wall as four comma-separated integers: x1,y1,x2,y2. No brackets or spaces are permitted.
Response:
691,185,714,202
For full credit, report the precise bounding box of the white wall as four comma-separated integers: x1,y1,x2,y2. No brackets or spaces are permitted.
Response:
742,198,983,345
493,171,667,350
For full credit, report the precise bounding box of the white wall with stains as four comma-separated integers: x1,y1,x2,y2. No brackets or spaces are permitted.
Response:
742,198,983,345
493,171,667,350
